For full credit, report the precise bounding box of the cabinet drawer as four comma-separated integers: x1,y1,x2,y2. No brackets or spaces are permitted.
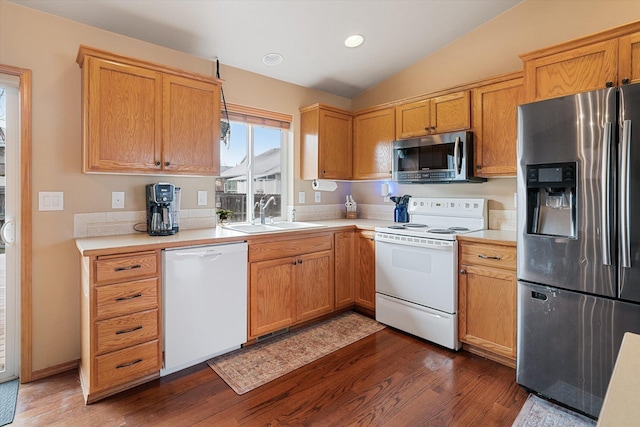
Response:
95,252,157,285
249,234,332,262
95,309,159,355
460,243,516,270
95,278,158,320
94,340,160,391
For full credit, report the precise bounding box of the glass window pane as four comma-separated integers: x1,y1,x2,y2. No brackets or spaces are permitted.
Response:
217,122,248,222
253,126,282,220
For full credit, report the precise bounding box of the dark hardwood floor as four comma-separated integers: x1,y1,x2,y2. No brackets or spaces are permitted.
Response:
12,328,528,426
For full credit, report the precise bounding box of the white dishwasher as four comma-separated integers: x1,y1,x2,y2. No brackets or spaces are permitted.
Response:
161,242,248,376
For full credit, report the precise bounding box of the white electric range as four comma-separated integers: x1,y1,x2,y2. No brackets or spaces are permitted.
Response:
374,197,487,350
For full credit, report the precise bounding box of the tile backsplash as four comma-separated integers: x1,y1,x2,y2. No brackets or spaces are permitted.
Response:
74,209,216,238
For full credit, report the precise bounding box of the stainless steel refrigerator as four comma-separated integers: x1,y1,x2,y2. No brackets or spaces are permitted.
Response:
516,83,640,418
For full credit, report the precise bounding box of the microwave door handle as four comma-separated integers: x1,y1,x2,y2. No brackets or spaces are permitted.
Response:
602,121,613,266
621,119,632,268
454,136,462,174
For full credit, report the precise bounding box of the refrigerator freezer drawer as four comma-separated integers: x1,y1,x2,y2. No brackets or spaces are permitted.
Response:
516,281,640,418
376,293,460,350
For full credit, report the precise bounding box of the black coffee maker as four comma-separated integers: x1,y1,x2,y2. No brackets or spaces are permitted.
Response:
146,183,176,236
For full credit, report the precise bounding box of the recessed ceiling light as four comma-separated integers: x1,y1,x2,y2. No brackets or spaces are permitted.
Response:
344,34,364,48
263,53,283,66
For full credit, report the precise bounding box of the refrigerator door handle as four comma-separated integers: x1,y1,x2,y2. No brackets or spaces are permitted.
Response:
621,119,632,268
602,121,613,266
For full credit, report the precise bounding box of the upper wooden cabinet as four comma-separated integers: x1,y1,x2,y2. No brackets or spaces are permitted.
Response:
300,104,353,180
353,107,394,180
77,45,222,175
521,22,640,102
395,90,470,140
472,73,524,177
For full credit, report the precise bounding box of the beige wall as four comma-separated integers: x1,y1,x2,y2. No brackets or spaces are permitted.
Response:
0,0,350,372
351,0,640,208
2,0,640,373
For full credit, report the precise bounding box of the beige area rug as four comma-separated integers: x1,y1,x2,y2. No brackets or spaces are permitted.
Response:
207,311,386,395
512,394,596,427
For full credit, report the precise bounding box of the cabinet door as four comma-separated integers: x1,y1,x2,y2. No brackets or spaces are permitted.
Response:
458,264,517,360
162,75,221,175
430,90,471,134
296,250,334,322
353,107,394,179
355,231,376,311
472,78,524,177
319,109,352,179
334,231,355,309
85,57,163,173
395,99,430,140
523,39,618,102
619,31,640,85
249,257,296,337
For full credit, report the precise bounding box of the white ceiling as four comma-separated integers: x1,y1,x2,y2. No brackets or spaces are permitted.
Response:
9,0,522,98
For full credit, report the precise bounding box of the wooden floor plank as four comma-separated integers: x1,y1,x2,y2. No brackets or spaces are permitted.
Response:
13,328,528,426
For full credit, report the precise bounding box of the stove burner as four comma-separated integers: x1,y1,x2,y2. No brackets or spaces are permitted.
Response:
388,225,406,229
448,226,469,231
404,223,428,228
428,229,457,234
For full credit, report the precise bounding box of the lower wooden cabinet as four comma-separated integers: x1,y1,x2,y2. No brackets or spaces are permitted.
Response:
334,230,355,309
355,230,376,312
80,250,162,403
458,240,517,367
248,233,334,338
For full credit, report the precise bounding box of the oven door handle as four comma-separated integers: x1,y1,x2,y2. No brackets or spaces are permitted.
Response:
375,235,454,251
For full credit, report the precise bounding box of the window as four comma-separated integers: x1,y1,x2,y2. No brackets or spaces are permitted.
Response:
216,106,290,223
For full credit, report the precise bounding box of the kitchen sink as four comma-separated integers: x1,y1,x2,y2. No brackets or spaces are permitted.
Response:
222,221,326,234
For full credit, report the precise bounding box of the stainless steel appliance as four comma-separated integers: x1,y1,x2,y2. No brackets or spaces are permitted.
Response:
516,83,640,418
375,197,487,350
392,131,486,183
146,183,178,236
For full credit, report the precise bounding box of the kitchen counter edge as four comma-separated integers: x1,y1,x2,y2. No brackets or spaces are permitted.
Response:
75,219,393,257
457,229,516,246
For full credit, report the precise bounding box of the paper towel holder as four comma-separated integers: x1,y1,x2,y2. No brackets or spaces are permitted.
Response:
312,179,338,192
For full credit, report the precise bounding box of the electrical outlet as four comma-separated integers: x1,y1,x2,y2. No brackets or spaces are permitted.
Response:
112,192,125,209
384,196,391,203
198,190,207,206
298,191,306,204
315,192,321,203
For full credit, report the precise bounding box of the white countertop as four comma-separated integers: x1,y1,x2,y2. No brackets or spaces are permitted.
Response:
597,332,640,426
75,219,396,256
75,217,515,255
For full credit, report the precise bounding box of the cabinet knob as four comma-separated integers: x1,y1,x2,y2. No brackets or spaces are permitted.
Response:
298,259,303,264
155,161,161,166
431,126,436,131
606,81,614,88
292,260,297,265
322,170,326,175
165,162,170,167
460,269,466,275
622,78,631,85
476,165,482,170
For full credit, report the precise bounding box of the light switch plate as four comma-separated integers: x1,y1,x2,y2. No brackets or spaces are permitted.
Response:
198,190,207,206
315,192,321,203
39,192,64,211
112,191,125,209
298,191,306,204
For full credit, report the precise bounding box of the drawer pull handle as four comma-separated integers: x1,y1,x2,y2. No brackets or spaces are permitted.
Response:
116,325,143,335
116,358,143,369
478,254,501,260
114,264,142,272
115,293,142,302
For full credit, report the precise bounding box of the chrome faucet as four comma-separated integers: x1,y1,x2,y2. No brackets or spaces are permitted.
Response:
258,196,277,224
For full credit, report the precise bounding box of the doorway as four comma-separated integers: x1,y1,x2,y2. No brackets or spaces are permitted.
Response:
0,64,31,384
0,74,20,382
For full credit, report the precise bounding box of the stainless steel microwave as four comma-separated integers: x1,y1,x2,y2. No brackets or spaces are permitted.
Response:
392,131,485,183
